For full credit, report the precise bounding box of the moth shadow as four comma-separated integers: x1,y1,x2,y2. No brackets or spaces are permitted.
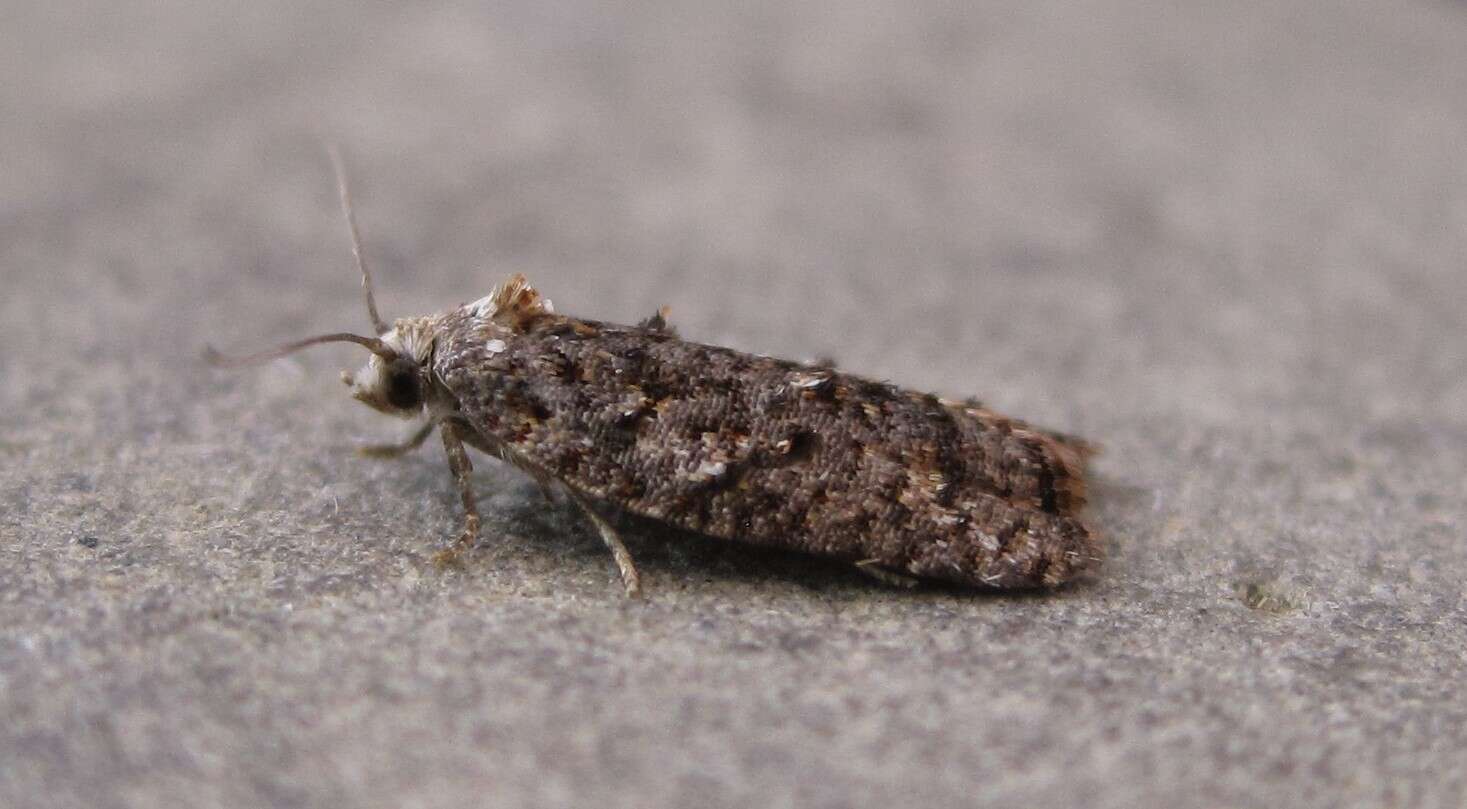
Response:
614,512,880,592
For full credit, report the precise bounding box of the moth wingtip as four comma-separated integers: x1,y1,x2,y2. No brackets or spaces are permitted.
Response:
1034,518,1105,589
1040,427,1100,465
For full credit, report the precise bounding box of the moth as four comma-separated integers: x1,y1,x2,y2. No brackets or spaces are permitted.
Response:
209,153,1101,596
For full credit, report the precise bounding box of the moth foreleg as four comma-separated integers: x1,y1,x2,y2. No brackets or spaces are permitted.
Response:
433,422,481,570
357,421,435,459
564,489,642,598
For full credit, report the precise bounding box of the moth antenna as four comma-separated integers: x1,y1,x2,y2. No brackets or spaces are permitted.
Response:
327,144,390,336
203,333,397,368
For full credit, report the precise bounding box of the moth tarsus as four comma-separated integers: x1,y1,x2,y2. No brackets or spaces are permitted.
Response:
855,559,920,589
434,420,482,570
208,158,1101,596
564,488,642,597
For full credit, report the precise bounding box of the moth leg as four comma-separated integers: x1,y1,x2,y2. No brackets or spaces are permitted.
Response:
432,422,481,570
565,489,642,598
357,421,435,459
855,559,919,589
457,429,556,504
527,473,559,505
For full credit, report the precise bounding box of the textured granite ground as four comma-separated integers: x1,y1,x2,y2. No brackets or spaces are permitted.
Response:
3,1,1466,807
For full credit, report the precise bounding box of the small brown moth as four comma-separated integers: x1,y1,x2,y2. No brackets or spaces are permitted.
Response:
209,153,1101,596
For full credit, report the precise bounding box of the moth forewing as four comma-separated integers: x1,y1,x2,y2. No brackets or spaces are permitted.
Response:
429,277,1100,591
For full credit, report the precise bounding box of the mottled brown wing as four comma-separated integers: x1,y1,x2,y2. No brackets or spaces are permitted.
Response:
435,311,1098,588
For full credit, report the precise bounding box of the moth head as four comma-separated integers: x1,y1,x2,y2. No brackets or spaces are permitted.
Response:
340,319,436,417
341,354,421,416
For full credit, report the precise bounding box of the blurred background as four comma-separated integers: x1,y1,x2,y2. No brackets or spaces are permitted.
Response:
2,1,1465,807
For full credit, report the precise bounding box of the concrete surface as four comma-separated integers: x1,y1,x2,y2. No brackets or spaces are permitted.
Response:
3,1,1466,807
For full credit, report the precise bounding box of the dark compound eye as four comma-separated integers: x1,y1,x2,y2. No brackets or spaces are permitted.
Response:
385,365,422,409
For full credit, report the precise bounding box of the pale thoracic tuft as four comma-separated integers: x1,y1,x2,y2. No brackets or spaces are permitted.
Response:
381,316,440,363
470,274,554,326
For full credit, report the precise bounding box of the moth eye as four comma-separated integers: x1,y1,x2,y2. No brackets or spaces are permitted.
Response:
385,369,422,409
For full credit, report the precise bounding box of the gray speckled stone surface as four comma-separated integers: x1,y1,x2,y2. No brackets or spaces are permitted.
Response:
3,1,1465,807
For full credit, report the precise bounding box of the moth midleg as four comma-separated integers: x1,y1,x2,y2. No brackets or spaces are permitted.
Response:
433,422,482,569
564,488,642,598
357,421,435,459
